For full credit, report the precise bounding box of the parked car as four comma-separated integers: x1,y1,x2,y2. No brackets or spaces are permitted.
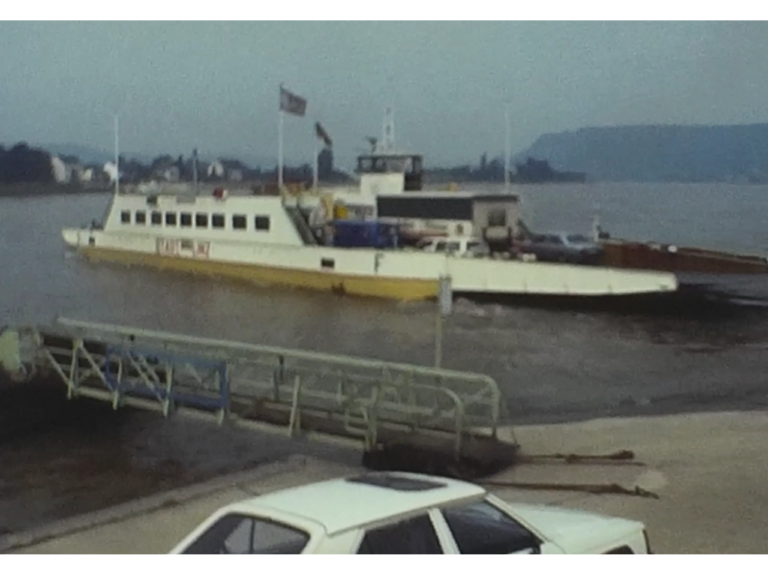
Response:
417,236,491,258
169,471,651,554
519,232,604,264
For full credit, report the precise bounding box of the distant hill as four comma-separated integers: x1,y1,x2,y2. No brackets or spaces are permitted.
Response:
519,124,768,183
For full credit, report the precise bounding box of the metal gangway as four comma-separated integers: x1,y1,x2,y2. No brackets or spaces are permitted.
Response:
0,317,518,477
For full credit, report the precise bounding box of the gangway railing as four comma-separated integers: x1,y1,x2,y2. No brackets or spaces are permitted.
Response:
1,318,517,475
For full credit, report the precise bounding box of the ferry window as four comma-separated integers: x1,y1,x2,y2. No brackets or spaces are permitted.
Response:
195,213,209,228
434,241,447,252
446,242,461,253
255,216,270,231
120,210,131,224
180,212,193,227
151,211,162,225
165,212,177,226
232,215,247,230
135,210,146,225
212,214,225,229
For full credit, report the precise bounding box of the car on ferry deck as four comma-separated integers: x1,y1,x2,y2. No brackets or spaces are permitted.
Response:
519,232,605,264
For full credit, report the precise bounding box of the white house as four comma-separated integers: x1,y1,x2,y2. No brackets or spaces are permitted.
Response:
162,166,180,182
207,160,225,179
51,156,85,184
51,156,68,183
103,161,119,183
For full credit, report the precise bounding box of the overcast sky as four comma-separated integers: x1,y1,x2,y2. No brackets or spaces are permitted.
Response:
1,20,767,169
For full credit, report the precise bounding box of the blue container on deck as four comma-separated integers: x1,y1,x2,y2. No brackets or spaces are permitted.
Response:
330,220,399,249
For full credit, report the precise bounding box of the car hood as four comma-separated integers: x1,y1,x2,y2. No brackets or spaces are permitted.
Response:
505,502,644,553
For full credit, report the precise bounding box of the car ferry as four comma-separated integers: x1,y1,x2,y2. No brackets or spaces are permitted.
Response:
61,183,678,303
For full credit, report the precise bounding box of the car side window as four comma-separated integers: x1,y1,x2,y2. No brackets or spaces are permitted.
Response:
441,500,540,554
181,513,309,554
605,545,635,554
357,514,443,554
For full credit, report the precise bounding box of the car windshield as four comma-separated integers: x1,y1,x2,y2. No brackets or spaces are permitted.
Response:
566,234,592,244
180,513,310,554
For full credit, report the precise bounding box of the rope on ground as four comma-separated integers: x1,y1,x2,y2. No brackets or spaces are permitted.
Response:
481,480,660,500
516,449,645,466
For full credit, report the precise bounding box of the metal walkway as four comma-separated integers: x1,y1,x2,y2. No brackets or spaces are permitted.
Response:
0,317,518,477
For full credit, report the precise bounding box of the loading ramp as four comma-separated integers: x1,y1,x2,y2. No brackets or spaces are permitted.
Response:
0,317,518,478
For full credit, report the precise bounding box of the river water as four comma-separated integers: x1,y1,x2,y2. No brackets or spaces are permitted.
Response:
2,182,768,536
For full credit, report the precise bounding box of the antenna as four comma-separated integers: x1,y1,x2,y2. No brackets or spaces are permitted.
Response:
504,102,510,193
381,106,395,153
192,147,199,193
114,114,120,195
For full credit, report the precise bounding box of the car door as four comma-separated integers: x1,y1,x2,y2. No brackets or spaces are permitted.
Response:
354,513,448,554
431,498,564,555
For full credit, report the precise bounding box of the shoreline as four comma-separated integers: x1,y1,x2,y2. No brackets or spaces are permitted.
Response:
3,370,768,545
0,182,111,198
4,408,768,553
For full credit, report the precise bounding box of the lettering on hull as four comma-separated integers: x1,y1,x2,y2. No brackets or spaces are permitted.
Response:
156,238,210,259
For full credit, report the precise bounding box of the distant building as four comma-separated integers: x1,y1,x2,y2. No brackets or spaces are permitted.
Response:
51,155,85,184
207,160,225,179
103,161,119,183
207,158,249,182
51,156,67,183
163,165,180,182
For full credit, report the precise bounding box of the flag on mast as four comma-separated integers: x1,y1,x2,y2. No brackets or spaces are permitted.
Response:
279,86,307,116
314,121,332,147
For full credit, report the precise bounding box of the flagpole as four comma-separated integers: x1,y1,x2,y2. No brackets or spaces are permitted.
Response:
312,132,319,193
504,101,510,193
192,148,199,194
114,114,120,195
277,84,285,192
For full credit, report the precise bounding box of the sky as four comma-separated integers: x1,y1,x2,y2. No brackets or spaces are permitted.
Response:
1,17,768,170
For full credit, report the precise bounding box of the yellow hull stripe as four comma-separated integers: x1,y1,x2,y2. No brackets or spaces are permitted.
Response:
80,246,439,302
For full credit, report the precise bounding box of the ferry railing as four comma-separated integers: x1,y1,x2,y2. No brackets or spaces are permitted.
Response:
2,318,504,459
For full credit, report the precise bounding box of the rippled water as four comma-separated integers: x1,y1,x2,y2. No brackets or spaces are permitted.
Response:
2,182,768,535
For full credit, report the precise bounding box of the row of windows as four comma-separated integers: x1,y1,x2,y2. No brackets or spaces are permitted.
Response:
120,209,271,232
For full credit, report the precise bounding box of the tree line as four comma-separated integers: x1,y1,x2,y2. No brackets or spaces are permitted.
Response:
0,143,54,183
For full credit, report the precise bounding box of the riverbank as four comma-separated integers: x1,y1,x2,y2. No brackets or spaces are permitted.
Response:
3,409,768,554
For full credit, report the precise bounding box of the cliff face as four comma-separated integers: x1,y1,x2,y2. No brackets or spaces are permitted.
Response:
521,124,768,183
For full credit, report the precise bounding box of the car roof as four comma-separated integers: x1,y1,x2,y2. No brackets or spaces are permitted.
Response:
225,471,486,536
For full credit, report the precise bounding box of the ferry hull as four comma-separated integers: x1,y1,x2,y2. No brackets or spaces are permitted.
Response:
63,227,678,303
76,244,440,302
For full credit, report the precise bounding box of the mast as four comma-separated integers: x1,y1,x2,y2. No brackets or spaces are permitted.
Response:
381,106,395,153
192,147,199,193
114,114,120,195
504,102,510,193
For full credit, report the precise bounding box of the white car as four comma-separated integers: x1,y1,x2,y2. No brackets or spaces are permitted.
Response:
169,471,651,554
417,236,491,258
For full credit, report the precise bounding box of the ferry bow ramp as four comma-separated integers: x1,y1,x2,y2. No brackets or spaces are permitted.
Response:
0,317,520,479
